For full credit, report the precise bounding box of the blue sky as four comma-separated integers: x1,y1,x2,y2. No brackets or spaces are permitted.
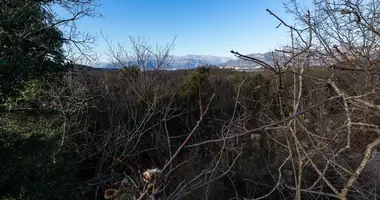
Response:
58,0,311,62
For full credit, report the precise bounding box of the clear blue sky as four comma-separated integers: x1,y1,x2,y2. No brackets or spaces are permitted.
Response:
59,0,311,62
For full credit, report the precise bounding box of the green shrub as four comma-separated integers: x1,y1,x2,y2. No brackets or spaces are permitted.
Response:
0,115,89,200
1,81,42,110
179,66,211,98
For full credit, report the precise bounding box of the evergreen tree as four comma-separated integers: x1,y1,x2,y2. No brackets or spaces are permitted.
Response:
0,0,68,103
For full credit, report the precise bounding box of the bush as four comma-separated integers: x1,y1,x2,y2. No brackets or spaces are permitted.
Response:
179,66,211,98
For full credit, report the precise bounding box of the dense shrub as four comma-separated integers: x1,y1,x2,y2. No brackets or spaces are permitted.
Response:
1,66,379,200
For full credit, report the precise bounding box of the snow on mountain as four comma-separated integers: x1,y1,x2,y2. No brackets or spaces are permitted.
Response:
92,52,274,70
223,52,275,67
168,54,234,69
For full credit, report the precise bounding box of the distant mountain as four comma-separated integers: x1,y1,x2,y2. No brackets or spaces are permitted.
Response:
169,54,234,69
92,62,112,69
222,52,275,67
90,49,380,71
92,52,276,71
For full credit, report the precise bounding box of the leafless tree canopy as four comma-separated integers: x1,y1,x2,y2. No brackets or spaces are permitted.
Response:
2,0,380,200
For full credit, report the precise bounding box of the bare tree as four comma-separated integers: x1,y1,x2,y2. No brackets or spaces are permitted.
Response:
48,0,102,65
216,1,380,199
15,1,380,199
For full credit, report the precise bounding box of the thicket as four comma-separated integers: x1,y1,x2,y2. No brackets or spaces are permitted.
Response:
2,0,380,200
2,66,378,200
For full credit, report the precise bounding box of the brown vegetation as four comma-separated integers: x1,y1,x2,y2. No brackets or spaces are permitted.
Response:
2,0,380,200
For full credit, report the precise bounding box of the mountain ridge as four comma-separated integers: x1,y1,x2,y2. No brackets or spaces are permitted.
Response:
92,52,275,70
